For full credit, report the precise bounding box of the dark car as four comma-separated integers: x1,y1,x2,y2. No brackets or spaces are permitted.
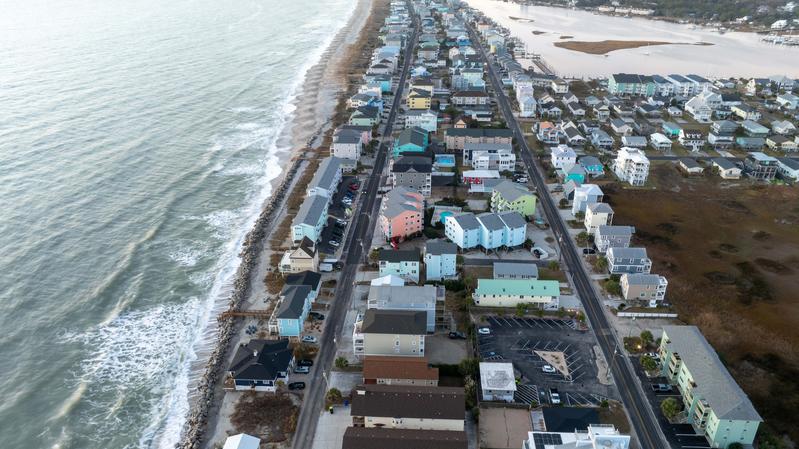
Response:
309,312,325,321
298,359,314,367
448,331,466,339
652,384,673,393
288,382,306,390
582,248,596,255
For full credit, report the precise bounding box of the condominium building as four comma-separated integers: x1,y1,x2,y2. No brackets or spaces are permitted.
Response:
613,147,650,186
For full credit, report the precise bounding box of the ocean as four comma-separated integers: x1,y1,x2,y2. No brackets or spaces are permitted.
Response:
0,0,356,447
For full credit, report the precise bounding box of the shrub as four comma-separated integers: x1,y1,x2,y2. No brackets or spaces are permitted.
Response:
660,397,681,420
641,355,658,371
335,357,349,369
640,330,654,345
326,388,342,404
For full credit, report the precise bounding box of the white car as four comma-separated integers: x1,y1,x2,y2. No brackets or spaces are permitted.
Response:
301,336,318,344
542,365,556,374
328,240,340,247
477,327,491,335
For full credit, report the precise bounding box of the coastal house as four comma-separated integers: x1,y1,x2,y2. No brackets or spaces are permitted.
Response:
424,240,458,281
223,434,261,449
562,163,586,184
571,184,604,215
649,132,672,151
661,121,682,138
678,128,705,151
613,147,650,186
362,356,439,386
678,158,704,175
561,121,586,145
407,88,433,110
352,310,427,358
493,262,538,280
550,144,576,169
579,156,604,178
777,158,799,181
332,128,363,162
742,120,769,138
590,129,614,150
776,93,798,110
444,128,513,151
279,237,318,274
379,187,424,242
350,105,381,126
731,104,761,121
378,248,421,284
464,142,515,171
744,152,778,180
404,109,438,133
291,194,329,243
767,135,798,152
451,90,489,106
621,273,668,307
472,279,560,309
658,326,761,448
621,135,647,148
367,285,441,332
524,425,630,449
227,339,293,392
274,284,314,337
594,104,611,121
306,156,343,199
607,73,655,97
391,155,432,197
342,428,467,449
490,180,537,217
736,137,766,151
771,120,796,135
444,213,481,250
350,384,465,430
611,118,632,136
479,362,517,402
584,202,614,235
606,247,652,274
444,212,525,251
537,121,561,145
394,126,428,157
711,158,742,180
595,225,635,253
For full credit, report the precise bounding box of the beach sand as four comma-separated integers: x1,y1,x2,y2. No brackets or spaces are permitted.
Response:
191,0,377,447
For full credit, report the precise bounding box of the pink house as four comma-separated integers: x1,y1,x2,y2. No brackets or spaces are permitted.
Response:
379,187,424,241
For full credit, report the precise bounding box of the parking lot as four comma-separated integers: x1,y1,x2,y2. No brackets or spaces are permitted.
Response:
318,175,360,255
476,315,616,407
631,356,711,449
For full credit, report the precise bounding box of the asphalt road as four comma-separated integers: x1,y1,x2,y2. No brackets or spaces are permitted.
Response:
467,25,667,448
290,8,418,449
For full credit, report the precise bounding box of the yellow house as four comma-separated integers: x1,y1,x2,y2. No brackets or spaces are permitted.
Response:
407,88,432,110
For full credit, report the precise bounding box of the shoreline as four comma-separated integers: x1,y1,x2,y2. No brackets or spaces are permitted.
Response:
175,0,374,447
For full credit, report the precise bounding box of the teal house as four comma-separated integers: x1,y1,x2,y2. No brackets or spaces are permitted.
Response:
365,73,392,93
607,73,656,97
393,126,428,158
275,284,313,337
563,164,587,184
349,106,380,127
659,326,761,449
662,121,682,138
578,156,604,178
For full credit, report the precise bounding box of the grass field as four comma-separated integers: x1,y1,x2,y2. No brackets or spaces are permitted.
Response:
606,163,799,443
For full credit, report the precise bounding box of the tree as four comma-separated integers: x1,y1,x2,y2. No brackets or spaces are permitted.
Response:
559,198,569,208
536,309,544,318
523,238,533,249
575,231,589,246
604,278,621,296
594,256,608,271
326,388,342,404
640,330,654,346
640,355,658,371
459,357,480,377
369,248,380,265
557,307,566,318
335,357,349,369
548,260,560,271
660,397,681,420
515,302,527,317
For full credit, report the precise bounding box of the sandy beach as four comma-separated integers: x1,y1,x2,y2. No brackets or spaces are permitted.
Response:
175,0,377,448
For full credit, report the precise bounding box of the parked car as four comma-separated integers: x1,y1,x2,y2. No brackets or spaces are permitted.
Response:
477,327,491,335
294,366,310,374
542,365,556,374
336,219,347,226
297,359,314,367
288,382,306,390
651,384,672,393
349,183,360,191
582,248,596,255
301,336,318,344
549,388,561,404
532,247,550,259
448,331,466,339
309,312,325,321
644,352,660,360
329,240,340,247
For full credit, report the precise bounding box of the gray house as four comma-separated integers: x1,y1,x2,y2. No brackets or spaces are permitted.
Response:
595,225,635,253
493,262,538,280
606,247,652,274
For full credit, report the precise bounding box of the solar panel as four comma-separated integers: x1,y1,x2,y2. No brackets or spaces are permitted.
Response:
533,433,563,447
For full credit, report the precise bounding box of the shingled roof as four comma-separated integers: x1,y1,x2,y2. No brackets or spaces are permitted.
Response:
351,384,465,420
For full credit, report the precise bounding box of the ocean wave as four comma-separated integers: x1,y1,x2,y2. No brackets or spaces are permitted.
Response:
167,241,211,268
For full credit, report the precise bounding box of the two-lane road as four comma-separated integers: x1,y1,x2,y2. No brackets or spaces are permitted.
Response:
290,8,419,449
467,25,666,448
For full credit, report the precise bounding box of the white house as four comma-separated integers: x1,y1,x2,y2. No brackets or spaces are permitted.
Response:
584,202,614,234
649,132,672,151
291,194,329,242
378,249,421,284
332,129,363,161
306,156,343,198
424,240,458,281
613,147,650,186
595,225,635,253
551,144,577,169
224,434,261,449
479,362,517,402
572,184,604,215
445,213,482,250
405,109,438,133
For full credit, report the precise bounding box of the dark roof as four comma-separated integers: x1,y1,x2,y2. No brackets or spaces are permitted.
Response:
397,127,428,148
363,356,439,381
276,285,311,319
284,270,321,291
361,309,427,335
778,157,799,170
679,158,702,169
343,427,467,449
425,239,458,256
229,339,293,381
542,407,600,432
611,73,653,84
712,158,737,170
351,384,465,420
393,155,432,173
453,90,489,97
445,128,513,138
378,248,420,263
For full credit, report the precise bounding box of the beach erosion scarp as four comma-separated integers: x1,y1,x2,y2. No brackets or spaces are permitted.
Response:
176,0,374,447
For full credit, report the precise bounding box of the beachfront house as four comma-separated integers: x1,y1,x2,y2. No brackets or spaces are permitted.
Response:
279,237,318,274
227,339,293,392
291,194,329,243
620,273,668,307
711,158,742,179
613,147,650,186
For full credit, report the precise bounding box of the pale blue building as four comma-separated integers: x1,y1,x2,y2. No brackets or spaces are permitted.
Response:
424,240,458,281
